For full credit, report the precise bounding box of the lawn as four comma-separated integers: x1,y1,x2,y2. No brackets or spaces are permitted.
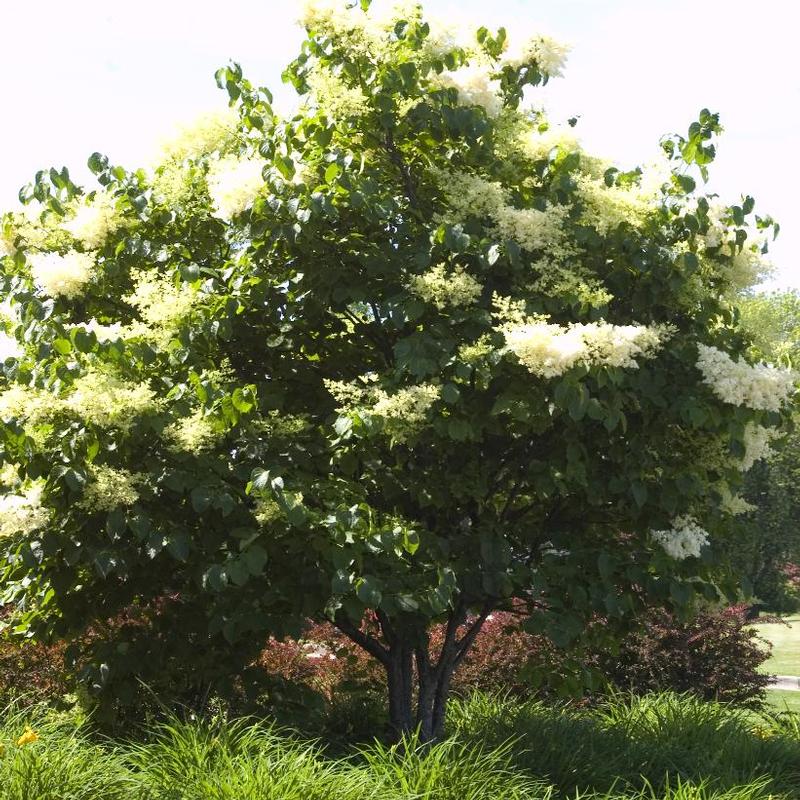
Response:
755,614,800,676
766,689,800,714
0,693,799,800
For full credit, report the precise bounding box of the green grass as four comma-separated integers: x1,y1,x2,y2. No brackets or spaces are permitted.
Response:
766,689,800,714
0,692,798,800
754,614,800,676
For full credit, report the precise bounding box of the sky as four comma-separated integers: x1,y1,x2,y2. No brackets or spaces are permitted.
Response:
1,0,798,291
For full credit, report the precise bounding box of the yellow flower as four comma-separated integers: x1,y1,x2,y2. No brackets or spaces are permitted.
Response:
17,726,39,746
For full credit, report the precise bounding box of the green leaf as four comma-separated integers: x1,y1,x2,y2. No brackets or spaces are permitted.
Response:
356,575,382,607
441,383,461,404
232,387,254,413
190,486,212,513
167,533,190,562
396,594,419,612
243,544,268,575
324,162,341,184
631,481,648,508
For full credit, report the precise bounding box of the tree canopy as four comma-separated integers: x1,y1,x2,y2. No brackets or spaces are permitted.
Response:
0,0,796,739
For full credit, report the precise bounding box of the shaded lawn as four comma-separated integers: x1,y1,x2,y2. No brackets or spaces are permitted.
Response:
766,689,800,715
754,614,800,676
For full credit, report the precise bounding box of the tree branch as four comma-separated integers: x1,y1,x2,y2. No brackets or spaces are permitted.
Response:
452,602,493,670
334,613,390,668
383,130,421,213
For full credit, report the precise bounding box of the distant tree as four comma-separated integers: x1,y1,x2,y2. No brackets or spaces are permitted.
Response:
734,291,800,610
0,0,795,739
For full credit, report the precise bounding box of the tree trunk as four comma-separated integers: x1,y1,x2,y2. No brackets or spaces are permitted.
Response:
337,603,492,744
386,642,414,738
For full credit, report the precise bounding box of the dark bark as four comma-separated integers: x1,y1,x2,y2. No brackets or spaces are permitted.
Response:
338,603,493,743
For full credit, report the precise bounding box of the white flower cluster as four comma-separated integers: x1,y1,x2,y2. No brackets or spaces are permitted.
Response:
0,463,20,487
157,109,239,163
501,33,571,76
206,155,266,221
696,344,796,412
66,370,160,430
435,65,503,117
370,383,441,441
0,384,56,427
433,169,573,261
0,230,15,259
28,251,95,299
298,0,384,57
0,331,22,362
718,483,755,516
305,69,370,120
576,174,653,235
78,465,144,512
82,318,125,342
502,318,671,378
63,191,118,249
432,169,508,222
700,202,728,249
407,264,482,310
124,270,201,344
728,241,773,289
687,201,772,291
651,516,710,560
422,16,468,59
0,484,49,538
495,203,572,255
523,127,579,162
739,422,779,472
164,409,220,454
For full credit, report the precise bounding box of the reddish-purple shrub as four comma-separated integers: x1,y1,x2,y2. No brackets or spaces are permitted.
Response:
597,604,773,708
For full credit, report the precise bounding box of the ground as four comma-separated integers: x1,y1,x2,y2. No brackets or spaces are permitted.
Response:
754,613,800,712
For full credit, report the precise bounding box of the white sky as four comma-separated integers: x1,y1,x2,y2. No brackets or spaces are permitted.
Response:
1,0,798,291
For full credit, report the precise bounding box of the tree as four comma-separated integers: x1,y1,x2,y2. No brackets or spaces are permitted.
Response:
732,291,800,609
0,0,795,741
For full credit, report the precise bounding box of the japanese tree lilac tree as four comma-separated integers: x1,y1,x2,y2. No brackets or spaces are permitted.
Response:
0,0,795,741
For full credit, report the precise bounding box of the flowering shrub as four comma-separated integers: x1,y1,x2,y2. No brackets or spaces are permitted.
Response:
0,0,795,739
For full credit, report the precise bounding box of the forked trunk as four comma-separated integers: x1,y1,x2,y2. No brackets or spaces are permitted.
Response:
337,603,492,744
386,647,454,743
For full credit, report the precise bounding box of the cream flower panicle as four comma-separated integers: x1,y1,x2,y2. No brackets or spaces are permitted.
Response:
78,465,144,512
0,484,49,538
651,516,710,560
407,264,482,309
434,65,503,117
718,483,755,516
501,318,671,378
28,251,95,298
305,69,370,119
66,370,160,430
501,33,571,77
432,168,574,261
739,422,779,472
369,383,441,442
164,409,220,454
206,156,266,221
696,344,796,412
157,109,239,163
63,191,119,249
0,332,23,362
494,203,571,254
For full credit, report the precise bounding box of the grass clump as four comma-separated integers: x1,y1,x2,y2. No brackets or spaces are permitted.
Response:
0,704,136,800
0,692,797,799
